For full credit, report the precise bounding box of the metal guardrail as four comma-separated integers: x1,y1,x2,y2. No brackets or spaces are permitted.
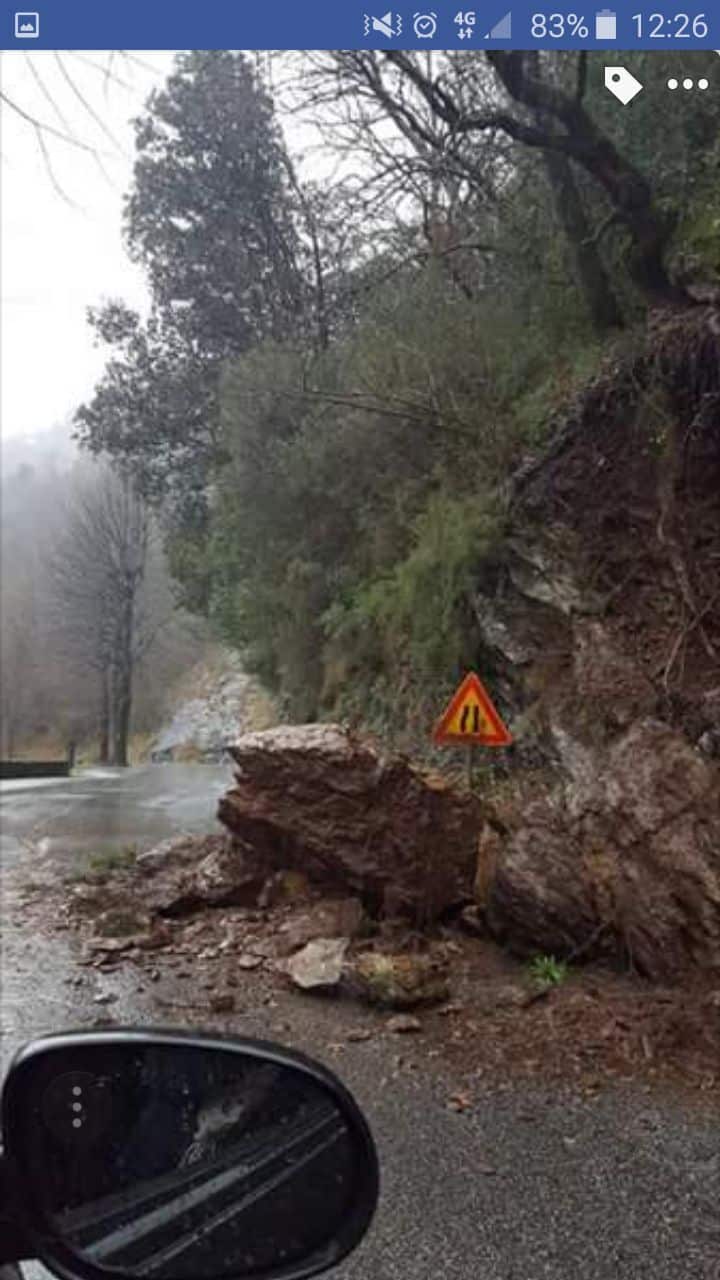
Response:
0,760,71,779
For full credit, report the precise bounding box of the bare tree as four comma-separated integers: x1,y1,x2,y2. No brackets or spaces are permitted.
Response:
285,51,690,318
1,51,165,202
48,465,150,766
384,50,689,307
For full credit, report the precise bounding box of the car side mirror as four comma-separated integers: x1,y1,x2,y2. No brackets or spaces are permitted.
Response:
1,1028,379,1280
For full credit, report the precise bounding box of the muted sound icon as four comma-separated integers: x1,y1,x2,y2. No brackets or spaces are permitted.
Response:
363,11,402,36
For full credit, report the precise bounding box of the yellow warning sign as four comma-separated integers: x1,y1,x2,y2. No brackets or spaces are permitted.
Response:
433,672,512,747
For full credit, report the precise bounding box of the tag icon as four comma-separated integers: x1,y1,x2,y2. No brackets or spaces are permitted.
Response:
604,66,643,105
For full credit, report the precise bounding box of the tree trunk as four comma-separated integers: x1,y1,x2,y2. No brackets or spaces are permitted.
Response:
112,677,131,768
579,134,685,305
542,149,624,332
110,588,134,768
484,52,690,308
98,667,111,764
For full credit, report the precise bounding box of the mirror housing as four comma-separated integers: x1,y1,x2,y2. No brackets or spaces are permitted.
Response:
1,1029,379,1280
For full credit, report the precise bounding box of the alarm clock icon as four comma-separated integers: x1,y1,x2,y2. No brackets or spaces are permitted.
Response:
413,11,437,37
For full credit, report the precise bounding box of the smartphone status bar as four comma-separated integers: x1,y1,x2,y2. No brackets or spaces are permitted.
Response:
3,0,719,49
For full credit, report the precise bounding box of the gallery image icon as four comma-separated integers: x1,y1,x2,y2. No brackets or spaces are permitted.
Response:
14,11,39,37
604,66,643,105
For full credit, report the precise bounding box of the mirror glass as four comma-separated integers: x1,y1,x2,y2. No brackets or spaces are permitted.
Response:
16,1040,369,1279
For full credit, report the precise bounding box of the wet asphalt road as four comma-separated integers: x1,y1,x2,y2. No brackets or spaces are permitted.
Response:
2,766,720,1280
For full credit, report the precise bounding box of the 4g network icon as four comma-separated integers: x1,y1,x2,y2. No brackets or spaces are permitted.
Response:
454,9,512,39
454,10,477,39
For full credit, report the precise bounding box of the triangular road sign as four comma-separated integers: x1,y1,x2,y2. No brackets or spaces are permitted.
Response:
433,672,512,747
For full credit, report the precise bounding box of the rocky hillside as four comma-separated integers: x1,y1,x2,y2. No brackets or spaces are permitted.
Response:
466,307,720,978
148,310,720,982
150,649,277,762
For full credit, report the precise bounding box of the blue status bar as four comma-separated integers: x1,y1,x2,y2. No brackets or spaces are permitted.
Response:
3,1,718,49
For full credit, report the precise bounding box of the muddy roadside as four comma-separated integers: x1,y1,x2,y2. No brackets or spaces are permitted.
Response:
10,841,720,1118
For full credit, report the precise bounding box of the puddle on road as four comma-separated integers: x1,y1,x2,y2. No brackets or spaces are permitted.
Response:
0,765,229,1071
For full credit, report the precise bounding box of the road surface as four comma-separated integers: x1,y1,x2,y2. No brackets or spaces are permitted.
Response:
2,766,720,1279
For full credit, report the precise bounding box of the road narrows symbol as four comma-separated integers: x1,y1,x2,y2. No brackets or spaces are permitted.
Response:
432,672,512,747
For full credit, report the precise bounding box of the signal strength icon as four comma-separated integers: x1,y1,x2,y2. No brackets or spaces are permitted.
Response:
485,10,512,37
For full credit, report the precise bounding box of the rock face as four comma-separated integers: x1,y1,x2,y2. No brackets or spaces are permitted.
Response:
482,717,720,980
218,724,483,921
475,517,720,983
468,318,720,982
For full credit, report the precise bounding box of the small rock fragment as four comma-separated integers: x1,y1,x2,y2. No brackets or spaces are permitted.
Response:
447,1092,473,1112
346,1029,373,1043
209,993,236,1013
237,954,263,970
87,937,135,954
459,904,485,935
386,1014,421,1034
286,938,349,991
137,922,173,951
350,951,449,1009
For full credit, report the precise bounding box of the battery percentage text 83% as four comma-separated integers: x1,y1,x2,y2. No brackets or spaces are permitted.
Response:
531,13,590,36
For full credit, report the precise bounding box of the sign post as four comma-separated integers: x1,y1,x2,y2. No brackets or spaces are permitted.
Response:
432,671,512,790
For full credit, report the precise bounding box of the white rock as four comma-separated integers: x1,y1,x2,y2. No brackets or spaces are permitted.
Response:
286,938,349,990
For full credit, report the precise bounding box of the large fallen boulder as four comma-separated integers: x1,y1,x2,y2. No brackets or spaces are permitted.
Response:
218,724,483,921
481,719,720,979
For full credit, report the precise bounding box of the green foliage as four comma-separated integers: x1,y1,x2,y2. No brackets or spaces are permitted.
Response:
581,50,720,295
63,845,138,886
127,51,303,358
528,955,569,986
327,489,503,685
88,846,138,874
75,51,306,515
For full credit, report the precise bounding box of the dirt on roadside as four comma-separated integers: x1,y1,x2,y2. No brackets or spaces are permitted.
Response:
14,867,720,1116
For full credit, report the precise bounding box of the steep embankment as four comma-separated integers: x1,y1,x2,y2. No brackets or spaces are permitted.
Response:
472,308,720,978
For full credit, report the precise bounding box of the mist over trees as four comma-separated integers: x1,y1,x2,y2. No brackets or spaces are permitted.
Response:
0,429,208,761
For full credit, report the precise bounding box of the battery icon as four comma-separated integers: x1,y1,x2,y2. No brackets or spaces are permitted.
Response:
595,8,617,38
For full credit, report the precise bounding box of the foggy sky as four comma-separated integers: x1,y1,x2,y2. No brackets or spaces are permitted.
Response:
1,51,175,441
